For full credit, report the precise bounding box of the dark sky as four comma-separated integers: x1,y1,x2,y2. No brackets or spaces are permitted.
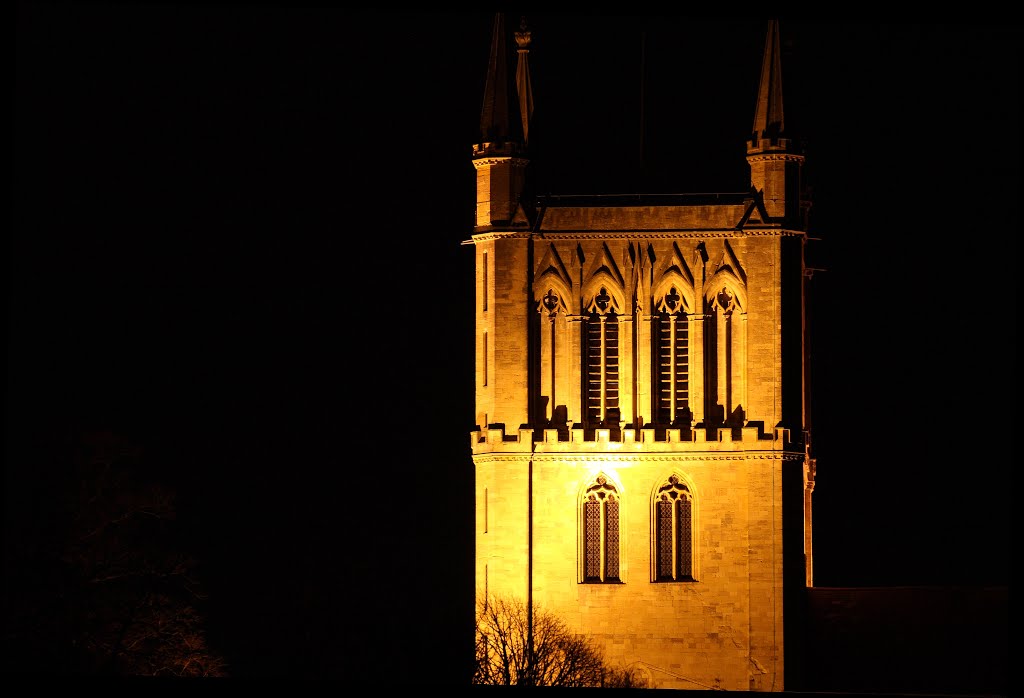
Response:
10,5,1017,683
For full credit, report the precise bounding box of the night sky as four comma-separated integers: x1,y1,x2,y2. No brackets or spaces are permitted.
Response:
10,5,1016,683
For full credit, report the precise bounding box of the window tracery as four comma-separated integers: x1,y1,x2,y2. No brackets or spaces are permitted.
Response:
584,286,620,426
654,285,689,426
583,475,620,583
654,475,694,582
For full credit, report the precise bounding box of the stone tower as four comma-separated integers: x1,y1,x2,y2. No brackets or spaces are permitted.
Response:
467,16,816,691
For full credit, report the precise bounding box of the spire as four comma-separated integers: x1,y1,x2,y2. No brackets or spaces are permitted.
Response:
751,19,784,141
472,13,530,230
746,20,805,226
478,13,523,147
514,16,534,146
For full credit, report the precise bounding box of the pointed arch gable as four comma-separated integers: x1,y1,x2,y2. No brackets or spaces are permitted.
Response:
653,242,695,289
652,272,696,315
581,244,626,314
583,242,626,289
704,267,748,311
650,243,696,313
580,469,625,500
711,240,748,286
535,274,573,315
534,243,575,314
650,469,697,502
534,242,573,290
582,271,625,315
736,189,772,228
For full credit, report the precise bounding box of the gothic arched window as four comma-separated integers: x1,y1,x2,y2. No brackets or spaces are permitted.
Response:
653,285,689,425
584,286,620,426
654,475,695,582
704,280,747,427
536,287,568,425
582,475,620,583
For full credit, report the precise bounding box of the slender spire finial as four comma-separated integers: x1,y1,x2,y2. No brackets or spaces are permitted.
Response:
478,13,523,147
746,20,804,225
479,14,508,143
514,16,534,146
752,19,784,141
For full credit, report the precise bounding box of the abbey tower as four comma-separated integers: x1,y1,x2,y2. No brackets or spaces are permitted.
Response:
467,17,815,691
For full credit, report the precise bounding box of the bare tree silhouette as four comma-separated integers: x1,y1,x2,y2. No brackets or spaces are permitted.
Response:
3,428,227,678
473,594,648,688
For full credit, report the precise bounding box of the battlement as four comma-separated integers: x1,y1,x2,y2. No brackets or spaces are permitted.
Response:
472,140,526,159
470,423,795,455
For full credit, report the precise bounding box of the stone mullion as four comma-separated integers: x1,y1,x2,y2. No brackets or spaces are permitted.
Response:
565,315,584,427
738,311,748,422
717,311,729,414
669,315,678,423
688,311,705,425
540,313,554,422
618,314,635,427
600,315,608,422
636,312,654,427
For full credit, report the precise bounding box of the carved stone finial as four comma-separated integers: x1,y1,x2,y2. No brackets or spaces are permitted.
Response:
514,16,531,50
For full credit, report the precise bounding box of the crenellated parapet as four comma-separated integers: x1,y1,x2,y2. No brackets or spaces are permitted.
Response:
470,423,796,455
472,141,527,161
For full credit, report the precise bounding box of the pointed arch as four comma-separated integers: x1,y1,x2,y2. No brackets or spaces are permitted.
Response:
703,267,748,312
581,271,626,316
535,280,572,316
583,242,626,291
703,263,748,429
652,242,696,310
650,249,696,426
579,258,627,427
581,280,623,427
579,472,623,584
712,240,748,287
535,243,574,314
651,471,698,582
652,271,695,316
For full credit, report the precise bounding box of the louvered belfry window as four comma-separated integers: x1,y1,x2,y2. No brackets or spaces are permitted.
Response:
654,286,689,425
583,476,620,583
584,287,619,426
655,475,694,582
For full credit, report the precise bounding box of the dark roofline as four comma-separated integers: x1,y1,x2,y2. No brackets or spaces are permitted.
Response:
537,192,751,208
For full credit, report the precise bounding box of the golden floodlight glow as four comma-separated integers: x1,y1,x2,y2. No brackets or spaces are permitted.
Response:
470,17,811,692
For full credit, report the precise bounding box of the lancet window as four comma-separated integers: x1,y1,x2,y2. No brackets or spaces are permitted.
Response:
706,283,745,426
583,286,619,426
653,285,689,425
537,287,568,425
654,475,694,582
582,475,620,583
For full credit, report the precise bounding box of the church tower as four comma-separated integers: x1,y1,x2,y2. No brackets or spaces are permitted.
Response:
468,17,816,691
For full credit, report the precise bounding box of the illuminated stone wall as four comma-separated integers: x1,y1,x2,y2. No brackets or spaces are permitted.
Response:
471,203,810,690
471,207,809,688
468,17,816,689
474,432,795,690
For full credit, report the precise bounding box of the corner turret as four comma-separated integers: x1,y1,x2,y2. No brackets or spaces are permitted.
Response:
746,20,806,228
473,14,533,231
